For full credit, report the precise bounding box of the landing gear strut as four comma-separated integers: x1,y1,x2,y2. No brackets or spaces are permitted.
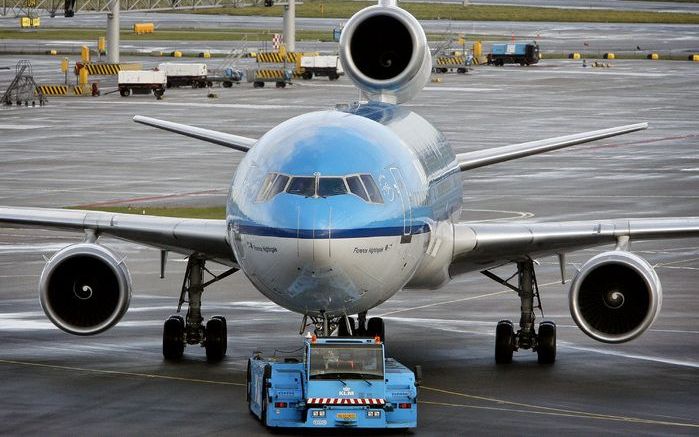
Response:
162,256,236,361
484,259,556,364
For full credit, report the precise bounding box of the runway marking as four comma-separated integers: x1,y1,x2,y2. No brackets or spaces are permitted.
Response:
418,398,699,429
560,344,699,369
0,359,246,387
375,281,561,318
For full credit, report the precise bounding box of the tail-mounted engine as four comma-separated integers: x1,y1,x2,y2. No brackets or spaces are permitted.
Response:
569,251,662,343
339,3,431,104
39,243,132,335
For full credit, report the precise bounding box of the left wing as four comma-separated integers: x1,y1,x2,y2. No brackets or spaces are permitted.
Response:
450,217,699,276
456,123,647,172
0,207,234,266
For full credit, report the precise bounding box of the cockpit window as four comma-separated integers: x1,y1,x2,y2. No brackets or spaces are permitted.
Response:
318,178,348,197
360,174,383,203
287,177,316,197
268,174,289,198
346,175,369,202
256,172,383,203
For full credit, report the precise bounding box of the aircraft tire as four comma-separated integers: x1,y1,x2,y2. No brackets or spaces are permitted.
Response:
495,320,514,364
205,317,227,362
163,315,185,360
338,317,355,337
537,321,556,364
367,317,385,342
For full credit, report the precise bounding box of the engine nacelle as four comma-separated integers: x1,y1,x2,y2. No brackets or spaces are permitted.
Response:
339,4,431,104
39,243,132,335
569,251,662,343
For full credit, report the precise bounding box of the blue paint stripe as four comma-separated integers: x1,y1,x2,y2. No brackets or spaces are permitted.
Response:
237,223,430,239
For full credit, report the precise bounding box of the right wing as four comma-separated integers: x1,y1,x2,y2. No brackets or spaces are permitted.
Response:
133,115,256,152
0,207,234,266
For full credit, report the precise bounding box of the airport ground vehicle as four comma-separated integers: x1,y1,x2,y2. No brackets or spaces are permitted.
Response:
246,67,293,88
247,336,418,429
300,55,344,80
117,70,165,97
488,42,540,66
209,68,244,87
158,62,210,88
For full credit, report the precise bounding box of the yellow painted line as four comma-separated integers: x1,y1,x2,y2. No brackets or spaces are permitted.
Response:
420,387,699,428
0,358,245,387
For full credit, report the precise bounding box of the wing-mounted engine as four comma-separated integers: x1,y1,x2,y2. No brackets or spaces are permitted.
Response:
339,2,431,104
39,243,132,335
569,251,662,343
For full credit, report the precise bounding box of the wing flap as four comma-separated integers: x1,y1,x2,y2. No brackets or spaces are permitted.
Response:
133,115,256,152
456,123,647,172
450,218,699,276
0,207,234,265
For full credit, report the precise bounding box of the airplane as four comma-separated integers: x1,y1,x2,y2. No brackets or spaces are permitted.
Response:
1,0,698,365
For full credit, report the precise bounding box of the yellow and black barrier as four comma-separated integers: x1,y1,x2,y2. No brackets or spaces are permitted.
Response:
569,52,581,60
690,54,699,62
255,69,287,80
256,52,301,63
603,53,615,60
36,85,68,95
435,56,465,65
85,63,121,75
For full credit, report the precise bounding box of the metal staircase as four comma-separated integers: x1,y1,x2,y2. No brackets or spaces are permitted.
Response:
1,60,46,107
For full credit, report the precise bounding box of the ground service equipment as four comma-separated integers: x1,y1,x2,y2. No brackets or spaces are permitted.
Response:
118,70,166,97
488,42,540,66
247,336,418,429
209,68,243,88
300,55,343,80
158,63,210,88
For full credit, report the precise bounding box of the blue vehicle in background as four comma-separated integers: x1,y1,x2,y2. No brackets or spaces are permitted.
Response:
488,42,540,66
247,336,419,429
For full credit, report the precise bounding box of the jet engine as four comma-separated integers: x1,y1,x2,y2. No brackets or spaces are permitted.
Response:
569,251,662,343
39,243,132,335
339,3,431,104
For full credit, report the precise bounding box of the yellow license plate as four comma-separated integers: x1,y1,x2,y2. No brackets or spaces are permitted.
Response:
336,413,357,420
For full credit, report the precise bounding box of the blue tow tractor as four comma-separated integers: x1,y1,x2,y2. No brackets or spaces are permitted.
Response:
247,336,419,429
488,42,540,66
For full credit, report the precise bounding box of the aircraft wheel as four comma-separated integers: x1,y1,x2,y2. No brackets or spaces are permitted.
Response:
163,315,185,360
495,320,514,364
537,321,556,364
367,317,385,342
205,317,227,362
338,317,355,337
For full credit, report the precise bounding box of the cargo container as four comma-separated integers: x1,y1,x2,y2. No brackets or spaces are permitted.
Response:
117,70,166,97
300,55,344,80
158,62,210,88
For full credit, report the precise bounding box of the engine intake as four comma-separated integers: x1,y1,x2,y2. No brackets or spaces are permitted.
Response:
339,4,431,104
39,243,132,335
569,251,662,343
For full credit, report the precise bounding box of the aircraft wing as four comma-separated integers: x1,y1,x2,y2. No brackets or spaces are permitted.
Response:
455,123,647,172
450,218,699,276
0,207,235,266
133,116,256,152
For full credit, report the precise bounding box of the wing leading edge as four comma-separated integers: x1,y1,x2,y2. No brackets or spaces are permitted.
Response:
456,123,648,172
0,207,234,266
450,218,699,276
133,115,256,152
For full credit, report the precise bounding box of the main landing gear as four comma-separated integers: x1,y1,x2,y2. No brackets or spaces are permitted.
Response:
301,311,386,342
163,256,237,362
483,259,556,365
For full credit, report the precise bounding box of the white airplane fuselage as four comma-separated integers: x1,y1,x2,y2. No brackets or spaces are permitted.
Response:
227,104,463,317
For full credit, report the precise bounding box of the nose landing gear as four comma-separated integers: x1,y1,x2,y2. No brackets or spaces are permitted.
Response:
300,311,386,343
484,259,557,365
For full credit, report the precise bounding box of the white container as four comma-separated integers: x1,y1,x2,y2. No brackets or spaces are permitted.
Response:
118,70,166,85
157,62,208,77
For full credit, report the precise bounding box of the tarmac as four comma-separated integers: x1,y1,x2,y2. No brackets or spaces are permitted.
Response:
1,54,698,435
